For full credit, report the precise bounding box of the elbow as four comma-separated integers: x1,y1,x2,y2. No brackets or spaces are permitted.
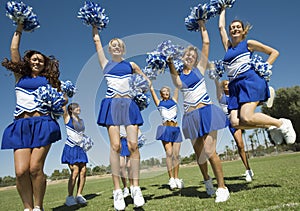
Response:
274,50,280,58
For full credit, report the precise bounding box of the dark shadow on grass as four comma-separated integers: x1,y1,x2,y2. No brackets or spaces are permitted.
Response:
52,193,101,211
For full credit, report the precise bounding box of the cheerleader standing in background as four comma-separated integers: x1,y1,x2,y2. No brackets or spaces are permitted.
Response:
218,7,296,145
1,23,64,211
167,20,230,203
215,79,254,182
92,25,149,210
61,103,88,206
149,85,184,190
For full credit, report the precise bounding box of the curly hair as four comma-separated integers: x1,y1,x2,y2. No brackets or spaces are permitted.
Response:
2,50,61,91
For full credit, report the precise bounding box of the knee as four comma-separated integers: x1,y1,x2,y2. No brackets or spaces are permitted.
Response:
240,115,254,125
80,167,87,176
15,168,29,179
230,118,239,128
127,141,138,153
111,143,121,153
29,164,44,178
165,149,173,159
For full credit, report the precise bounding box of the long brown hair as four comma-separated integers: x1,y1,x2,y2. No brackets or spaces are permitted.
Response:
2,50,61,91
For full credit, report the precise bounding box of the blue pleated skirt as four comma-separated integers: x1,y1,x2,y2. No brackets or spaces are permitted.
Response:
61,144,88,164
228,69,270,111
182,104,229,140
156,125,183,142
120,137,130,157
2,115,61,150
97,98,143,126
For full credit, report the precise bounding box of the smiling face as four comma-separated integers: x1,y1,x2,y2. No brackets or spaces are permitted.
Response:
229,20,246,40
109,38,125,56
160,87,171,100
182,48,198,69
29,53,45,76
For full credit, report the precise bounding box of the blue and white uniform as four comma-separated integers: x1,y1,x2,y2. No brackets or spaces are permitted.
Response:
1,76,61,149
97,60,143,126
180,68,229,140
61,118,88,164
223,40,270,111
155,99,183,143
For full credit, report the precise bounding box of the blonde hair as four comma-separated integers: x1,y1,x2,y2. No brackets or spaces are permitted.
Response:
160,86,171,99
109,38,126,54
221,80,229,89
229,20,252,40
182,45,199,67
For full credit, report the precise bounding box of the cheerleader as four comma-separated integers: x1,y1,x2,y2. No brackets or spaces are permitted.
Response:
1,23,64,211
149,85,184,190
215,79,253,182
92,25,149,210
61,103,88,206
167,20,230,203
218,8,296,145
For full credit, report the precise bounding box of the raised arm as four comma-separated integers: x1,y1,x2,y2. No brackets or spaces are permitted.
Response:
167,58,182,89
10,24,23,81
247,40,279,65
92,25,108,69
219,9,230,51
196,20,210,75
172,87,179,103
149,84,160,106
62,105,70,124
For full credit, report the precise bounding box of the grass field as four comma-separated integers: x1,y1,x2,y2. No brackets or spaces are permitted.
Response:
1,152,299,210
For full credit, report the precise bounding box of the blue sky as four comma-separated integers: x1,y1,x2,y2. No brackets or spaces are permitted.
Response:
0,0,299,177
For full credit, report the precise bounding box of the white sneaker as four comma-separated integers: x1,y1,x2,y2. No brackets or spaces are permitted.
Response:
174,178,184,189
32,206,43,211
168,177,177,190
132,186,145,207
76,195,87,204
24,209,30,211
268,126,284,145
130,186,134,198
65,196,77,206
245,170,253,182
279,118,296,144
123,187,130,198
266,86,275,108
113,189,126,210
203,177,215,196
215,187,230,203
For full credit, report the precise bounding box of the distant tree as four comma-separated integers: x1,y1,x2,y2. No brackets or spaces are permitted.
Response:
61,168,70,179
50,169,61,180
262,86,300,143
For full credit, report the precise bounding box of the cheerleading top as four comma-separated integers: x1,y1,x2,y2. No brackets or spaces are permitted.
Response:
180,68,212,112
103,60,133,98
14,75,49,117
157,99,178,123
223,40,252,81
65,118,85,147
219,93,229,115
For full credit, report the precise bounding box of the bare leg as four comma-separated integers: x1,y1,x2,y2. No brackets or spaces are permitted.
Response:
14,148,33,209
233,129,250,170
108,125,122,190
230,103,282,129
120,156,128,188
30,145,51,208
76,164,87,196
172,142,181,179
68,164,79,196
162,141,174,178
126,125,140,187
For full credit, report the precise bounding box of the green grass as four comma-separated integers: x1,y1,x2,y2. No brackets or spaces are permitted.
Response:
1,153,299,210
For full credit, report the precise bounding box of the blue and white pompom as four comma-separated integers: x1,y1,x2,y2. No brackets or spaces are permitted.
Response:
173,59,184,75
207,60,225,80
250,54,272,82
146,40,184,75
133,93,151,111
34,84,65,119
146,51,167,74
80,134,94,152
209,0,236,16
5,1,40,32
138,133,146,148
61,80,77,98
77,1,109,30
143,66,158,80
129,74,150,96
